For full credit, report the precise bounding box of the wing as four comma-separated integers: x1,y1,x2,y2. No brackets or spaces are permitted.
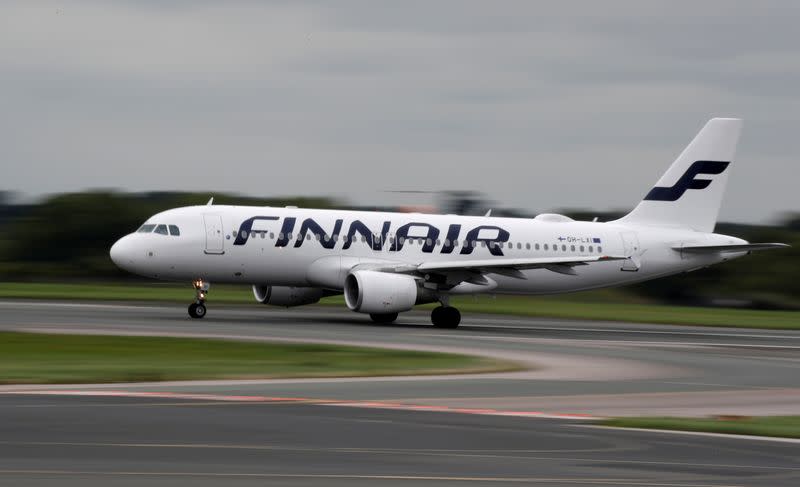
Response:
366,255,627,288
675,243,789,253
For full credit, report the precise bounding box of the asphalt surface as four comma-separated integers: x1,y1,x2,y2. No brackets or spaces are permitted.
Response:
0,300,799,486
1,395,798,486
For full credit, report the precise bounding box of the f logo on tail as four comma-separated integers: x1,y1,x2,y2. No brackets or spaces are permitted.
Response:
644,160,730,202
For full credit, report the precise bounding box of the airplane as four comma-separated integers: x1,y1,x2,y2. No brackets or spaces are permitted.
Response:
110,118,788,328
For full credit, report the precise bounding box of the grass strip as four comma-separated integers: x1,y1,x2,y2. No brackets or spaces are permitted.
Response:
0,282,797,329
0,331,518,384
600,416,800,439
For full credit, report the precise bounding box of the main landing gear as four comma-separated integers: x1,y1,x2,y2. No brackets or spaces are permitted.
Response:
431,305,461,328
188,279,209,319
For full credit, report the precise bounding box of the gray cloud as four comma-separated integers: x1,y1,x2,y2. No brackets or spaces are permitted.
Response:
1,0,798,222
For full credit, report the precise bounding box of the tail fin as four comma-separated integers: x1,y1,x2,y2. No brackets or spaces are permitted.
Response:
615,118,742,232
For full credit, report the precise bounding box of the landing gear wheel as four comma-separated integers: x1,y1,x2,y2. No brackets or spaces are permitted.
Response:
189,279,209,319
188,302,206,319
431,306,460,328
370,312,398,324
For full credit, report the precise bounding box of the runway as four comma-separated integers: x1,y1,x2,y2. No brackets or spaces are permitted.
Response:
0,300,799,486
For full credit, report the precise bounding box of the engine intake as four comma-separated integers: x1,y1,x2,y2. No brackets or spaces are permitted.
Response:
344,270,436,314
252,285,324,307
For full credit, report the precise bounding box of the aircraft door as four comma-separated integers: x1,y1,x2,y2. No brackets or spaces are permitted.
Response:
203,214,225,254
619,231,641,272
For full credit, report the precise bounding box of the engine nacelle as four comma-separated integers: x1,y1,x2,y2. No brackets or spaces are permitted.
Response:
252,285,324,307
344,270,436,314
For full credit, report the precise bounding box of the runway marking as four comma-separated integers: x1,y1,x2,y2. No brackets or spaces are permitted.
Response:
0,470,758,485
0,390,599,420
579,424,800,444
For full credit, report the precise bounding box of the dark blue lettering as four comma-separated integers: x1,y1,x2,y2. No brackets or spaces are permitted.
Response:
342,220,391,251
460,225,509,256
275,217,297,247
294,218,343,249
440,224,461,254
390,222,440,253
233,216,279,245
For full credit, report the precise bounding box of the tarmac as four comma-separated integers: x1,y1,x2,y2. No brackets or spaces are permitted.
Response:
0,300,798,486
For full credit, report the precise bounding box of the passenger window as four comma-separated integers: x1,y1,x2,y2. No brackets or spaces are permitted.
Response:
544,244,548,250
580,245,584,252
598,246,603,253
571,245,576,252
588,245,593,252
534,243,539,250
562,244,567,251
427,238,432,246
168,225,180,236
154,224,168,235
137,224,156,233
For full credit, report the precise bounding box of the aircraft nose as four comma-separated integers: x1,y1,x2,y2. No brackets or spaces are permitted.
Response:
110,235,136,269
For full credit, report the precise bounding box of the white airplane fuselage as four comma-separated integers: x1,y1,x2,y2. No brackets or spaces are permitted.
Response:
110,205,745,294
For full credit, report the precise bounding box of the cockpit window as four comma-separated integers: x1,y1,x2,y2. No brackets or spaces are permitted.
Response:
154,224,169,235
168,225,180,236
137,224,156,233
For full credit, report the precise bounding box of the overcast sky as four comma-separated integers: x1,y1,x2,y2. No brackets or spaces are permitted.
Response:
2,1,798,222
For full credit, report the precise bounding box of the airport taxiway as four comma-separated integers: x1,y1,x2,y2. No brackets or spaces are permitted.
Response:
0,300,798,486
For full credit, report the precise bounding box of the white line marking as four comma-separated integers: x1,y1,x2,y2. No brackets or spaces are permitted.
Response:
578,424,800,444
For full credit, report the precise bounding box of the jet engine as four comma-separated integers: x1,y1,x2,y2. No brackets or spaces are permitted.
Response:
252,285,324,307
344,270,436,314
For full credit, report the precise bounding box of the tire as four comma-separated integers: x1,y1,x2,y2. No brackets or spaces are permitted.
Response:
432,306,460,328
370,312,398,324
188,302,207,319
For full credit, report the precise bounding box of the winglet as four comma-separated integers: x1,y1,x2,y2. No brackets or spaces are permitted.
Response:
206,197,214,206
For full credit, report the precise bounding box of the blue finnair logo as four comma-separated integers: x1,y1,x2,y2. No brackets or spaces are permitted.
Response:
232,216,511,256
644,160,730,202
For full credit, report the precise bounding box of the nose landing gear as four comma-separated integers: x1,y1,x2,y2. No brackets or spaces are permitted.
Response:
188,279,209,319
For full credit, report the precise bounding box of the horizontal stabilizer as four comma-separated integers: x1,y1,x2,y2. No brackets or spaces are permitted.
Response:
674,243,789,253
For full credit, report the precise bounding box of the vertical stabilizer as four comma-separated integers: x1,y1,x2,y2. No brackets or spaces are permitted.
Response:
614,118,742,232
